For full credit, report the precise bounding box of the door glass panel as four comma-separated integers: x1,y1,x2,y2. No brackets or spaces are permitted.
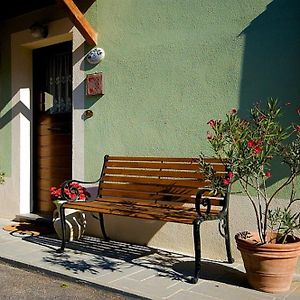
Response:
41,51,72,114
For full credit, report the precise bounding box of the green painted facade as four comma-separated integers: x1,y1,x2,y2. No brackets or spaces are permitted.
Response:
83,0,300,190
0,0,299,193
0,27,12,176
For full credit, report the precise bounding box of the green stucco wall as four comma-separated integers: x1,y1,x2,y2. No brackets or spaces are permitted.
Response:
84,0,300,183
0,28,12,176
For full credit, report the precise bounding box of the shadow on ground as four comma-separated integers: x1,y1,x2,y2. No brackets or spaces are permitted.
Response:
173,260,248,288
23,233,247,287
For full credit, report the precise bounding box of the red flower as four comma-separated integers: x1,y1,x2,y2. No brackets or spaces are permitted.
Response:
79,194,86,200
50,182,90,201
247,140,255,148
223,178,231,185
265,171,271,178
228,171,234,179
254,146,262,154
294,125,300,133
258,115,267,121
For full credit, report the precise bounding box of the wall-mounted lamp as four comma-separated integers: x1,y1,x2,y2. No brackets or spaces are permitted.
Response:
30,23,48,39
86,48,105,65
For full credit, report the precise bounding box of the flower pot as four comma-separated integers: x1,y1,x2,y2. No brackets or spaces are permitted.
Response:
53,208,86,241
235,232,300,293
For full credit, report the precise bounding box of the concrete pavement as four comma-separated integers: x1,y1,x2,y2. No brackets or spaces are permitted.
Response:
0,218,299,300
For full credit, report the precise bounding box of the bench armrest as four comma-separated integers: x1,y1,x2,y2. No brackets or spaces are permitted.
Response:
195,189,211,216
60,178,101,202
195,189,226,216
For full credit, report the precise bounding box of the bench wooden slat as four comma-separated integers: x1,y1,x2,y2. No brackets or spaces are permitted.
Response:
103,168,206,179
96,196,224,208
100,182,199,194
108,156,224,164
106,161,200,170
108,156,199,162
105,162,226,172
102,175,207,188
97,197,196,208
100,190,195,202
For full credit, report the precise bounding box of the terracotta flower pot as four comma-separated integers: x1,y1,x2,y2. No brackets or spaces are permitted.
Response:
235,232,300,293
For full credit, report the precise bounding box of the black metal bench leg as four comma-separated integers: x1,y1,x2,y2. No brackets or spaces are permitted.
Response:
224,214,234,263
191,218,202,284
56,204,66,253
99,213,109,241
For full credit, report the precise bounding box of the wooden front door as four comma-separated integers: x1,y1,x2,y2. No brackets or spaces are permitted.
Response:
33,42,72,214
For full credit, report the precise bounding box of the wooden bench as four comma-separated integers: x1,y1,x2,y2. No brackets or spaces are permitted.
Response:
56,155,234,283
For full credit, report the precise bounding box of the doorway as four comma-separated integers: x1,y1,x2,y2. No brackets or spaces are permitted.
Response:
32,41,72,214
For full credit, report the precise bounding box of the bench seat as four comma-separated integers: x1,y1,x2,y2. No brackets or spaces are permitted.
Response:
65,197,222,224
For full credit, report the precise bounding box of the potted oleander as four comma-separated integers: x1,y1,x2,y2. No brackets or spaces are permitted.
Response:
199,99,300,293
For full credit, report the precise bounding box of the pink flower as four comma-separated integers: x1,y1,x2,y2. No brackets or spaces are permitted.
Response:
207,119,216,128
207,132,213,140
230,108,237,114
265,171,271,177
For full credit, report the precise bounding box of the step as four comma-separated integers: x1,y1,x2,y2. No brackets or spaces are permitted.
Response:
14,213,53,225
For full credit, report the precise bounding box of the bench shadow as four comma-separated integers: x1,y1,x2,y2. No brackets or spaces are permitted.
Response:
173,260,248,288
23,233,247,287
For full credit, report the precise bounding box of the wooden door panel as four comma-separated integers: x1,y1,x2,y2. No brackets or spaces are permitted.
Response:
36,114,72,213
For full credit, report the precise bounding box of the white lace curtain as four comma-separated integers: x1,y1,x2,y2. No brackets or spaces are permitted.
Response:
46,52,72,114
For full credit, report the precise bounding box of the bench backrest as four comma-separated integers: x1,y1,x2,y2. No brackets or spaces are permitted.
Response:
96,156,227,209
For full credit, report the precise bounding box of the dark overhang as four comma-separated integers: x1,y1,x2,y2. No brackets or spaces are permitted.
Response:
1,0,97,46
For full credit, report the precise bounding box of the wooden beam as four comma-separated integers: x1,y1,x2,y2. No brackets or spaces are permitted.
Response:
58,0,97,45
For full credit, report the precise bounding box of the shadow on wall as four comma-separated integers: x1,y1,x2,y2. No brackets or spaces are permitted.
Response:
238,0,300,116
238,0,300,186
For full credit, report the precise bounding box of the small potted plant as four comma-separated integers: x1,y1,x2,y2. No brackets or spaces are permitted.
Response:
50,182,91,241
199,98,300,293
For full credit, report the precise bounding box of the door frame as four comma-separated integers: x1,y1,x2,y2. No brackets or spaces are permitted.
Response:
32,41,73,213
10,18,86,215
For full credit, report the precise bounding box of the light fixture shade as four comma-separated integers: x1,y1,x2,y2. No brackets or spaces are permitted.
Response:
30,23,48,38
